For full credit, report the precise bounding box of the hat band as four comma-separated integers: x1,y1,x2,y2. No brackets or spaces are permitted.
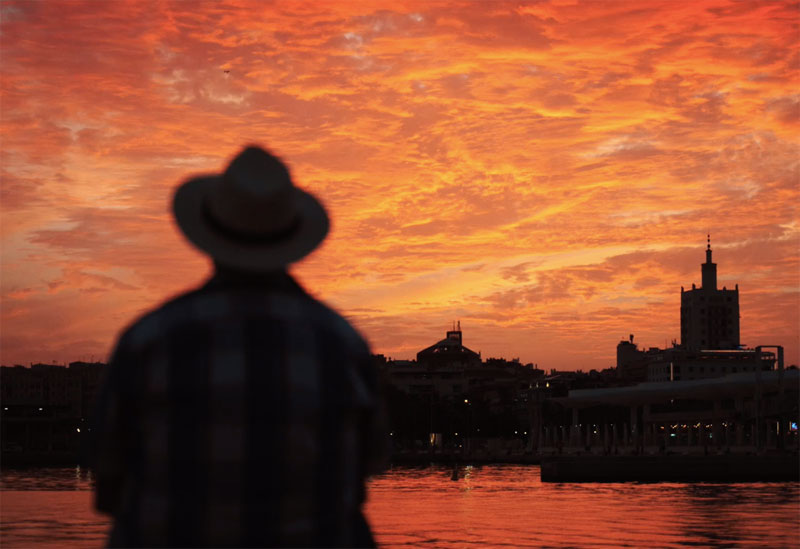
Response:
202,204,302,244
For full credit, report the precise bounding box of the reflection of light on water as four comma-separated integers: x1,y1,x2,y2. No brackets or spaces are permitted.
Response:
365,465,800,548
2,466,799,548
461,465,474,492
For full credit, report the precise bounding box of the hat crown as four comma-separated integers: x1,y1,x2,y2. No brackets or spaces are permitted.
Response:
226,146,291,195
206,147,298,237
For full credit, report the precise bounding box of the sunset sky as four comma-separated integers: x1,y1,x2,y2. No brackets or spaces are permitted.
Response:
1,0,798,370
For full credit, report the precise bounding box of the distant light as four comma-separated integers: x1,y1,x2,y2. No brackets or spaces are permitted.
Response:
454,432,458,436
464,399,469,404
670,433,676,437
76,428,81,433
791,422,798,432
514,431,518,434
38,407,43,411
3,407,7,411
524,431,527,435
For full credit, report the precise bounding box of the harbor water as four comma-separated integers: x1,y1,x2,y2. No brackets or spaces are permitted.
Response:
1,464,798,547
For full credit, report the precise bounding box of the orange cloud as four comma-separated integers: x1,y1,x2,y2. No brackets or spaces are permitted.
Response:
1,1,798,369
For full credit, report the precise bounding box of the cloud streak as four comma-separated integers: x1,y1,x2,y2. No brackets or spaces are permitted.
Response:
1,0,798,369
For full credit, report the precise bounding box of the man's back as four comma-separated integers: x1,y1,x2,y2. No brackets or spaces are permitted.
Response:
92,271,385,547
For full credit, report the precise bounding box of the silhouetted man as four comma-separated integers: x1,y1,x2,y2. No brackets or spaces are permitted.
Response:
90,146,387,547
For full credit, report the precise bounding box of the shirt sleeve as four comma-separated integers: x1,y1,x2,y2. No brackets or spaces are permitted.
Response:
89,334,137,514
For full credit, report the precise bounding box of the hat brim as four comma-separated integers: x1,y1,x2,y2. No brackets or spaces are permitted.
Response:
173,175,329,272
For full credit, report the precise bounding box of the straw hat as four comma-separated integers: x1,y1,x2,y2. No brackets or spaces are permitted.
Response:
173,146,329,272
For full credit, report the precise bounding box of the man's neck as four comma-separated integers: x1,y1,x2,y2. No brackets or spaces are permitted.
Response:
206,264,300,292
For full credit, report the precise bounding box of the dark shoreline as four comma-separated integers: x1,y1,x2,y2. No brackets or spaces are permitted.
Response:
5,451,799,484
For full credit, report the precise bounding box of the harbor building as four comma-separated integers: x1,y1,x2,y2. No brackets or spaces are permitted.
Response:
544,359,798,458
617,338,776,383
680,236,739,351
416,322,482,369
617,238,769,383
645,348,776,382
384,324,539,398
1,361,105,460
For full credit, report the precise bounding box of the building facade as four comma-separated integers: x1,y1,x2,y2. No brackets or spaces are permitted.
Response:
646,348,776,382
680,238,740,351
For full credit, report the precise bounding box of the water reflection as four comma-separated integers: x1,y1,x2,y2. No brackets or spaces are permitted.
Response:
1,465,798,548
366,465,799,548
1,466,93,492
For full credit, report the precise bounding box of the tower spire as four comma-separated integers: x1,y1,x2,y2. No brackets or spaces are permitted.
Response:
702,234,716,289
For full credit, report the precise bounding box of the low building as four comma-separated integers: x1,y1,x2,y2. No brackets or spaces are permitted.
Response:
0,362,105,458
544,363,798,455
646,348,776,382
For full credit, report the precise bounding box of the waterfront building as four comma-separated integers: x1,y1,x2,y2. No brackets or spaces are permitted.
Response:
616,335,650,381
646,348,776,382
545,365,798,456
617,340,776,383
416,322,482,369
0,362,105,457
617,238,776,384
384,325,540,400
680,236,740,351
381,326,543,448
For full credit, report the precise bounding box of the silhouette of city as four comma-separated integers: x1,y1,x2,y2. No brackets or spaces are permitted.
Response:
2,241,798,480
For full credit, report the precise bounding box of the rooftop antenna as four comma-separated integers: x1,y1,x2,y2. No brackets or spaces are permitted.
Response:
707,233,711,251
457,320,461,331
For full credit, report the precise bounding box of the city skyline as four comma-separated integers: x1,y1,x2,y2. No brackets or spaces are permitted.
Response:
1,1,798,370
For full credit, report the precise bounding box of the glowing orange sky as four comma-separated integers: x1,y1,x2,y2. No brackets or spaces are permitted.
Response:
1,1,798,370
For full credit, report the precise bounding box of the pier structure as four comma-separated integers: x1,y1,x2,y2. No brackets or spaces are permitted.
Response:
534,358,798,456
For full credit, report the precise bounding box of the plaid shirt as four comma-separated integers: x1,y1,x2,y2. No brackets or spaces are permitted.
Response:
90,271,387,548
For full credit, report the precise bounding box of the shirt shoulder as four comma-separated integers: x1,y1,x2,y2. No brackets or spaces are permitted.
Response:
114,283,370,358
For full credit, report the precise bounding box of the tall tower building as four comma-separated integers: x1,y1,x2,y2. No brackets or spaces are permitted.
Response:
680,236,740,350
